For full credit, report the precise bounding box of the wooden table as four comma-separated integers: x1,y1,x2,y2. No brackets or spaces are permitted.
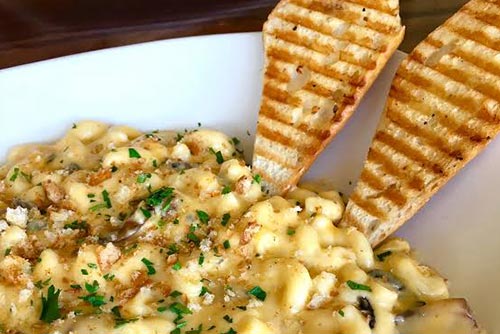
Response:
0,0,468,70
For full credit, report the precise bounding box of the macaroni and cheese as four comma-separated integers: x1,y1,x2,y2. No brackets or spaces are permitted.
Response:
0,122,473,333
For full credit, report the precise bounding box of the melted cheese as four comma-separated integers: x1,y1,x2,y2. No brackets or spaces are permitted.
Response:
0,121,450,334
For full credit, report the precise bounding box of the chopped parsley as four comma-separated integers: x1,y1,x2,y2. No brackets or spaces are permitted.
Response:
199,286,210,297
287,228,296,236
103,273,115,281
209,148,224,164
167,244,179,255
223,315,233,323
187,232,200,244
236,306,247,311
157,306,168,313
128,148,141,159
169,302,192,318
102,190,112,208
137,173,152,183
153,159,158,168
232,137,241,145
221,185,231,194
196,210,210,224
70,284,82,290
172,261,182,271
221,213,230,227
146,187,174,207
81,269,89,275
140,207,152,219
40,285,61,323
198,253,205,266
248,286,267,301
9,167,20,182
222,328,237,334
87,263,98,269
141,258,156,275
252,174,261,184
35,278,52,289
376,250,392,262
4,248,11,256
223,240,231,249
338,309,345,317
85,280,99,294
170,290,182,298
112,306,138,328
64,220,88,230
79,293,106,307
346,280,372,292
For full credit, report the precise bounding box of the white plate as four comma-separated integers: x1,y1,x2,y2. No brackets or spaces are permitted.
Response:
0,32,498,332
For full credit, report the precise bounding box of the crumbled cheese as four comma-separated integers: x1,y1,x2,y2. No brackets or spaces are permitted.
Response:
199,238,212,253
293,206,302,212
99,243,121,270
19,289,32,303
0,220,8,232
5,207,28,228
115,185,132,204
307,293,328,309
247,299,263,308
50,209,73,226
188,302,202,312
203,293,215,305
224,288,236,303
67,311,77,319
44,231,57,244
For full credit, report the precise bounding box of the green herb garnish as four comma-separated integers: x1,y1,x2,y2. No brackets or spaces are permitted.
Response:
346,280,372,292
40,285,61,323
196,210,210,224
252,174,261,184
221,213,230,227
248,286,267,301
128,148,141,159
141,258,156,275
223,240,231,249
223,315,233,323
172,261,182,271
137,173,152,183
221,185,231,195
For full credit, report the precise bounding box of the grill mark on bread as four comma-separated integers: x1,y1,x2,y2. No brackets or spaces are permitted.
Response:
425,36,500,77
394,68,499,126
273,10,383,51
263,82,302,107
404,55,500,112
260,100,332,140
350,192,387,220
359,168,408,206
446,14,500,51
386,101,467,160
257,123,317,156
289,0,401,35
254,146,299,169
375,131,445,175
388,77,493,141
462,0,500,30
266,21,377,69
267,48,367,87
265,61,354,103
341,0,396,15
366,146,425,191
412,45,500,99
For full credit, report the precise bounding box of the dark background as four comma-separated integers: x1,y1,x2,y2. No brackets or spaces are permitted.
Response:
0,0,468,69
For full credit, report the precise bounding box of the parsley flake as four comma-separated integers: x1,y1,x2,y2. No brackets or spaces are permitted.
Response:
172,261,182,271
223,315,233,323
141,258,156,275
40,285,61,323
252,174,261,184
221,213,230,227
221,185,231,194
346,280,372,292
128,148,141,159
196,210,210,224
223,240,231,249
137,173,152,183
248,286,267,301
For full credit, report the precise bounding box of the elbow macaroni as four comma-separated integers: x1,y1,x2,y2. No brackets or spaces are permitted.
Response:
0,121,452,334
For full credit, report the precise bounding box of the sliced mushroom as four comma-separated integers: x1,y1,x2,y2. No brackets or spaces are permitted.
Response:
395,298,484,334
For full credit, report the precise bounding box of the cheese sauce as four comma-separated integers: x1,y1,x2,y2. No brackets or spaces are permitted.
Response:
0,122,455,334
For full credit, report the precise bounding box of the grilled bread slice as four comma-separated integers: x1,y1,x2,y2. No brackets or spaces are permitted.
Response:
341,0,500,246
252,0,405,195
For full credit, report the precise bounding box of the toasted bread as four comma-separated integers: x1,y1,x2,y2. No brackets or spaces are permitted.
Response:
252,0,405,195
341,0,500,246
